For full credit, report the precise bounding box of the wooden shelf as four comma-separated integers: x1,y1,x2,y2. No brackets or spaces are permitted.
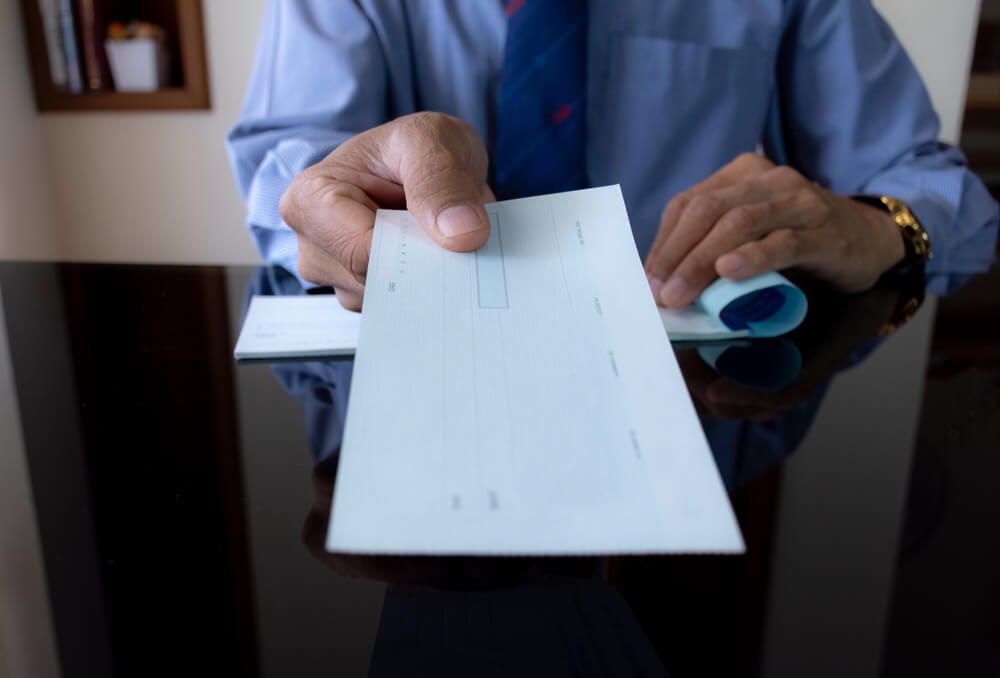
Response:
19,0,210,112
30,87,206,112
966,94,1000,111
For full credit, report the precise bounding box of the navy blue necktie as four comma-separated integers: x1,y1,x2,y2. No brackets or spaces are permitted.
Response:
494,0,588,199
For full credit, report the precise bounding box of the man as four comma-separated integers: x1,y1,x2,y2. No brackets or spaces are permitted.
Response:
227,1,998,312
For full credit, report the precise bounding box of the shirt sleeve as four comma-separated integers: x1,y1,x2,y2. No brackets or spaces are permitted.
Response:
769,0,999,275
225,0,388,284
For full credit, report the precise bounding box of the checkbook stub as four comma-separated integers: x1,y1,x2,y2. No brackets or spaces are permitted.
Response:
327,185,744,555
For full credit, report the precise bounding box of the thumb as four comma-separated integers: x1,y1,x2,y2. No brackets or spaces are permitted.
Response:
390,114,492,252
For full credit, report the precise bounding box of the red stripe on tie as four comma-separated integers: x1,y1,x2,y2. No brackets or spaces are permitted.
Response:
552,103,573,125
506,0,525,16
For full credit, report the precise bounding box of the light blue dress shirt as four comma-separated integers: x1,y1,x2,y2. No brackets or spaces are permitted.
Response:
227,0,999,285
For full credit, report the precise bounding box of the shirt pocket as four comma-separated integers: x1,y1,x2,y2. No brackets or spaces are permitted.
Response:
588,34,774,254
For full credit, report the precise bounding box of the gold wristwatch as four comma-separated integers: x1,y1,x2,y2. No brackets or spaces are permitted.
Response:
855,195,933,273
853,195,932,334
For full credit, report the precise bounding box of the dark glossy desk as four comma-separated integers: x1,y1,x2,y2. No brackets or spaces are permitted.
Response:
1,262,997,678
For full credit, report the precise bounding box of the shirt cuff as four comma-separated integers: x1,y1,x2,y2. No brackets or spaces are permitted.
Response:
244,135,350,286
861,166,999,276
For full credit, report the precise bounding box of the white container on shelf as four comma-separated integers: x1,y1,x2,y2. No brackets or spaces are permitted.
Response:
104,38,168,92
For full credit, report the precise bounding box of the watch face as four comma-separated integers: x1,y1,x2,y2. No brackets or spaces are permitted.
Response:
853,195,931,265
884,197,931,261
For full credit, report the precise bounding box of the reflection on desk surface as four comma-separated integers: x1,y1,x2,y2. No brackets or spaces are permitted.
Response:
0,260,997,676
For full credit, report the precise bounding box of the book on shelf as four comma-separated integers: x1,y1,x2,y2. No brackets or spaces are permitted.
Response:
71,0,112,90
57,0,82,92
37,0,67,86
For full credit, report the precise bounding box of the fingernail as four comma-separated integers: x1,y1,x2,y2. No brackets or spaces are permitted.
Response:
719,253,745,276
661,277,688,306
648,275,664,301
437,205,485,238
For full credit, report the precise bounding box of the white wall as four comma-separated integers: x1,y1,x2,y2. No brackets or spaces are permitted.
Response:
39,0,264,265
874,0,982,143
0,1,985,264
0,0,60,260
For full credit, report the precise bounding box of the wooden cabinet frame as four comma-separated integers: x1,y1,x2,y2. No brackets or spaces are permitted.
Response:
18,0,210,111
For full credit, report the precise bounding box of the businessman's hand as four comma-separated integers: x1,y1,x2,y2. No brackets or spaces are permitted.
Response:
280,112,494,311
644,153,905,308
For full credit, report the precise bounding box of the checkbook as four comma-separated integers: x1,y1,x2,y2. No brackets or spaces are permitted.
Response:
326,185,745,555
234,269,806,360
